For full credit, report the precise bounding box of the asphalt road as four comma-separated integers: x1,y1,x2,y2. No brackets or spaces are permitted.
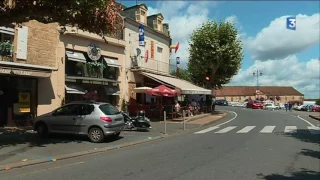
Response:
1,106,319,180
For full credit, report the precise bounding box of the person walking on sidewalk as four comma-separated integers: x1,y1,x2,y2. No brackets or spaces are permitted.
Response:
211,96,216,112
285,103,289,112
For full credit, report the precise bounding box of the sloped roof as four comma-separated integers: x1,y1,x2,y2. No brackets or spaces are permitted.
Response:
214,86,304,96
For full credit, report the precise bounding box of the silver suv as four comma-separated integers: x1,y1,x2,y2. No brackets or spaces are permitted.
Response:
33,101,125,143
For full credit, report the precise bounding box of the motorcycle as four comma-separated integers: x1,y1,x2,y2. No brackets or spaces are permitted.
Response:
121,110,152,131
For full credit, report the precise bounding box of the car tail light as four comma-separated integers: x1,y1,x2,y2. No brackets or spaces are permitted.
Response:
100,117,112,122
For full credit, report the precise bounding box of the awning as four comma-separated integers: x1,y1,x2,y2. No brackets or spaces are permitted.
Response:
104,86,120,96
134,87,152,93
140,72,212,95
65,83,85,94
66,51,87,63
0,66,51,77
104,57,121,68
0,27,14,35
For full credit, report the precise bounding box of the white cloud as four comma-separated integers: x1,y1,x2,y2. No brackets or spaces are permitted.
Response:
245,13,320,61
225,15,238,24
147,1,217,68
229,56,320,98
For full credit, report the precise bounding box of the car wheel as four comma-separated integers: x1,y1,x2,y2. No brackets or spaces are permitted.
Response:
36,123,48,138
88,127,104,143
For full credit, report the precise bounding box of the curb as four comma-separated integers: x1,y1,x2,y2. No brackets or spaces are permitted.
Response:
0,112,229,171
309,115,320,121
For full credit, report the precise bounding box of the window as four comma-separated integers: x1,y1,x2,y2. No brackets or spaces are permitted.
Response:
239,97,241,101
54,104,82,116
231,97,234,101
81,104,94,115
99,104,120,115
157,19,162,32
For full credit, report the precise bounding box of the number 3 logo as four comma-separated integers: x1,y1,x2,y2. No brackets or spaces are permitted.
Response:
286,17,296,30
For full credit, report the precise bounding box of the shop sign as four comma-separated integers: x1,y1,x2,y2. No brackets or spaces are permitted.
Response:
87,43,101,61
0,68,10,74
18,92,31,113
150,41,154,59
12,70,32,76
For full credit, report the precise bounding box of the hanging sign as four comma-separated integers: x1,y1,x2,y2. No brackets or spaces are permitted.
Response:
151,41,154,58
18,92,31,113
138,24,145,46
87,43,101,61
145,50,148,62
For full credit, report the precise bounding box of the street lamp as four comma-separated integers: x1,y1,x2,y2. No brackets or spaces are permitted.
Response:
252,67,263,98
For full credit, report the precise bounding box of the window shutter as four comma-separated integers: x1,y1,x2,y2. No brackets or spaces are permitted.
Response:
153,20,158,29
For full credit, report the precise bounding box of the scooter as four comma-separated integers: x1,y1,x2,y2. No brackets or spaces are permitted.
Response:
121,110,152,131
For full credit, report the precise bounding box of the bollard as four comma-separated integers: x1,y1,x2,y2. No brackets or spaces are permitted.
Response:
164,111,167,134
183,110,186,130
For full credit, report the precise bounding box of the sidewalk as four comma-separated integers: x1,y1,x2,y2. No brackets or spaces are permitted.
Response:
0,111,227,171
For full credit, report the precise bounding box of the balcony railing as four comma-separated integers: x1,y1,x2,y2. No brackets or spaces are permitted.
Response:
0,40,13,62
131,57,177,75
66,61,118,80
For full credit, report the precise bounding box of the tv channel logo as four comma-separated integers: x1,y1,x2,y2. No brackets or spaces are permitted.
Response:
286,17,296,30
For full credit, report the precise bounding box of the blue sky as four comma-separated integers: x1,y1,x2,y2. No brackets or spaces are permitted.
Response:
121,1,320,98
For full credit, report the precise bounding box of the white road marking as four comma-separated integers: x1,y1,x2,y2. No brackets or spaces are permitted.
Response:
260,126,276,133
308,126,320,134
284,126,297,133
215,126,237,133
297,115,316,127
194,126,219,134
194,111,238,134
236,126,256,133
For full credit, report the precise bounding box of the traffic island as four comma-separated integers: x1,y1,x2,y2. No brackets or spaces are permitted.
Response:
309,115,320,121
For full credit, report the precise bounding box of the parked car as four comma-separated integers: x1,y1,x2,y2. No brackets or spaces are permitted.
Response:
294,105,307,111
312,105,320,112
33,101,126,143
264,103,279,110
215,100,228,106
247,100,264,109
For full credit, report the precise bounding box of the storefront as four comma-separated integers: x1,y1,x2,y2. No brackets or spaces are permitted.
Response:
60,31,125,107
0,64,52,126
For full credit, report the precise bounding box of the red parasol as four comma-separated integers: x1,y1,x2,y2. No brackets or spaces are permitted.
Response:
146,85,180,97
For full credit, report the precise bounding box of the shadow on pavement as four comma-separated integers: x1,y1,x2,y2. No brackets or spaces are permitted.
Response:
0,131,123,149
299,149,320,159
281,130,320,145
257,169,320,180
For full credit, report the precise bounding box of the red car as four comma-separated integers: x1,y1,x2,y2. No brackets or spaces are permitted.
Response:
312,105,320,112
247,100,264,109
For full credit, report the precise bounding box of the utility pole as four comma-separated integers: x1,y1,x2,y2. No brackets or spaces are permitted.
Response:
252,67,263,99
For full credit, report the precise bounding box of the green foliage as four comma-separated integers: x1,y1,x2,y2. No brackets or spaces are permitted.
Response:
170,69,193,82
315,99,320,105
188,20,244,89
0,40,13,56
0,0,123,35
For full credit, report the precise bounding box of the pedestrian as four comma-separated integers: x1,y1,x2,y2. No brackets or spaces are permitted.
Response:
199,98,205,113
211,96,216,112
289,103,292,112
285,103,288,112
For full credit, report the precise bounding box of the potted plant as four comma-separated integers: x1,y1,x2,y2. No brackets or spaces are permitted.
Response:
76,62,84,75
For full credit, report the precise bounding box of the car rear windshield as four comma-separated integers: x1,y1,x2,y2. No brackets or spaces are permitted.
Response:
254,101,261,104
99,104,120,115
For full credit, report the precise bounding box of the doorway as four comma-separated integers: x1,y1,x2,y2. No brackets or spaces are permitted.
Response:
0,76,12,126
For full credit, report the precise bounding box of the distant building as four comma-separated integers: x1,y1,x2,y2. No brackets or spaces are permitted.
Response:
214,86,304,104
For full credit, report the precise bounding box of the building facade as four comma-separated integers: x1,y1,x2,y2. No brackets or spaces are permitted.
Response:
214,86,304,104
60,26,126,108
121,4,211,105
0,19,126,126
0,21,58,126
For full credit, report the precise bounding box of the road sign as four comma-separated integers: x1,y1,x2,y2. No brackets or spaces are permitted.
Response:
286,17,296,30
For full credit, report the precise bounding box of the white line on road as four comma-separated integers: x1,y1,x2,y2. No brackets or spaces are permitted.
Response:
297,115,316,127
308,126,320,134
215,126,237,133
194,111,238,134
260,126,276,133
284,126,297,133
236,126,256,133
194,126,219,134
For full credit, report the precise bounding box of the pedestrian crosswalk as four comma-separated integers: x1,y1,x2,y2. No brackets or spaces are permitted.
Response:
194,125,320,134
